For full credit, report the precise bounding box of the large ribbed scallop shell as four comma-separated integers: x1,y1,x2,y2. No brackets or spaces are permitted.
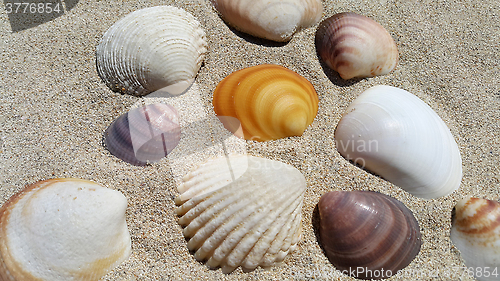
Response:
316,12,398,80
213,64,319,141
335,85,462,199
450,197,500,281
96,6,207,96
0,178,131,281
211,0,322,42
175,155,306,273
318,191,421,280
104,103,180,166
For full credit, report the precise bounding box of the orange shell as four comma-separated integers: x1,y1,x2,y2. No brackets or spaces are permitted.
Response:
213,64,319,141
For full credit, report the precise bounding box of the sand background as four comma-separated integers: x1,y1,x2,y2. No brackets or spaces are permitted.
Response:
1,0,499,280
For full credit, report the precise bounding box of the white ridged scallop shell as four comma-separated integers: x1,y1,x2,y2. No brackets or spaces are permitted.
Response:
211,0,322,42
335,85,462,199
175,155,306,273
0,178,131,281
96,6,207,96
450,197,500,281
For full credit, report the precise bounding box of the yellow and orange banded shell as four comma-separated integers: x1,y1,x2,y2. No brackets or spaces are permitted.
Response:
0,178,131,281
213,64,319,141
316,12,399,80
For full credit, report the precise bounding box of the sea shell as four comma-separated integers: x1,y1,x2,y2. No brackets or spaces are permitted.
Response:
96,6,207,96
316,12,399,80
335,85,462,199
213,64,319,141
104,103,181,166
211,0,322,42
175,155,306,273
318,191,421,280
450,197,500,281
0,178,131,281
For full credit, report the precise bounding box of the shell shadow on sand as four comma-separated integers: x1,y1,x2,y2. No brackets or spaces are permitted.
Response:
5,0,79,32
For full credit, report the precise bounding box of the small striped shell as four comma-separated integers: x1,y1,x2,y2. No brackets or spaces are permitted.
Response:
318,191,421,280
450,197,500,281
176,155,306,273
0,179,131,281
96,6,207,96
104,103,180,166
316,12,398,80
213,64,319,141
211,0,323,42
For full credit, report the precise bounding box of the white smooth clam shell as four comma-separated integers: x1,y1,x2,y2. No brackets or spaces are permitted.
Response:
211,0,322,42
335,85,462,199
96,6,207,96
175,155,306,273
0,178,131,281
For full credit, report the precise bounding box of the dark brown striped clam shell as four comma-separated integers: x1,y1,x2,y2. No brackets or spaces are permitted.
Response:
315,12,399,80
104,103,180,166
318,191,421,280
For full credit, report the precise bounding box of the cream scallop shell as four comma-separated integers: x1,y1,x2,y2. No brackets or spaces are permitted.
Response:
175,155,306,273
335,85,462,199
96,6,207,96
0,178,131,281
211,0,323,42
316,12,399,80
450,197,500,281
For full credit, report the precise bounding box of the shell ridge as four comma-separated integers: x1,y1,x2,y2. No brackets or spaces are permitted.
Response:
183,181,265,243
187,169,284,260
231,186,304,269
206,173,293,266
261,203,303,266
243,193,304,269
176,156,306,272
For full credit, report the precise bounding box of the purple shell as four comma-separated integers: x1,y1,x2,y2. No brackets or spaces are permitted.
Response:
104,103,181,166
318,191,421,280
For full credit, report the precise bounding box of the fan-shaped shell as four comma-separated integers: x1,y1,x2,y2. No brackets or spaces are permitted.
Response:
0,178,131,281
213,64,319,141
335,85,462,199
104,103,181,166
175,155,306,273
96,6,207,96
318,191,421,280
316,12,398,80
450,197,500,281
211,0,322,42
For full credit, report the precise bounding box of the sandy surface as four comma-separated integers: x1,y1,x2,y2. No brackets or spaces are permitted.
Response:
1,0,499,280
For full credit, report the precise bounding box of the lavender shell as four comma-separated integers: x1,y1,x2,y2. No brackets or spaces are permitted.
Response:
104,103,180,166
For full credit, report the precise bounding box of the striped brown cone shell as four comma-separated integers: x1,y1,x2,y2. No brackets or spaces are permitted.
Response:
315,12,398,80
450,198,500,281
318,191,421,280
